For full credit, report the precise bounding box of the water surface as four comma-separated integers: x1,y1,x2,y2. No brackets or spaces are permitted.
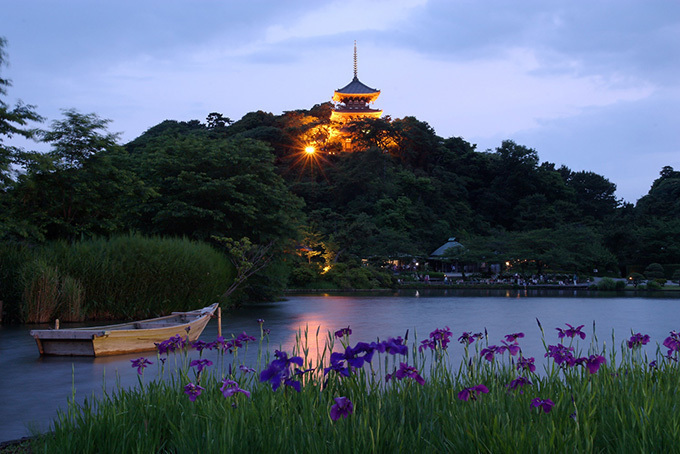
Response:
1,289,679,442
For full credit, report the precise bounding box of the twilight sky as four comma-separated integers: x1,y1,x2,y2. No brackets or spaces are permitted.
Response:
2,0,679,202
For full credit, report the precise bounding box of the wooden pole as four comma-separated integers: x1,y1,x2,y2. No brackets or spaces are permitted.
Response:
55,319,60,330
217,307,222,338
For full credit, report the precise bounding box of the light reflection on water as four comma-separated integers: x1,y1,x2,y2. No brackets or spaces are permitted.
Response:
1,289,679,442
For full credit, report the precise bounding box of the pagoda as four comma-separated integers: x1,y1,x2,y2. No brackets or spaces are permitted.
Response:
330,42,383,123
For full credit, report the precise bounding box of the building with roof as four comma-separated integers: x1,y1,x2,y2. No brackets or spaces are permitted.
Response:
428,237,465,273
330,42,383,124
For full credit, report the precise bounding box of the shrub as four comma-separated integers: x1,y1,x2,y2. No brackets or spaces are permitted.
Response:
645,280,662,290
644,263,665,280
289,264,321,288
596,277,617,291
629,273,646,287
615,279,627,290
673,269,680,284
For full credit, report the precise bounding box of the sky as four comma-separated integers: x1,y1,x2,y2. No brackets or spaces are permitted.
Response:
2,0,679,203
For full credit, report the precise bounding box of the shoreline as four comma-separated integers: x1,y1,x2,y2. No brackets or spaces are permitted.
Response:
285,284,680,294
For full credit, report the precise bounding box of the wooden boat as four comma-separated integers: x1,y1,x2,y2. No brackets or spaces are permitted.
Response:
29,303,219,357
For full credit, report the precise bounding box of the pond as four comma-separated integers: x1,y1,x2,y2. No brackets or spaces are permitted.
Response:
1,289,679,443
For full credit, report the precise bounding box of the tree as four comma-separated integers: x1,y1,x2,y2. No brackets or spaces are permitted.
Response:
42,109,121,169
212,236,275,301
125,124,304,244
0,37,43,187
644,263,665,280
564,170,619,221
9,110,149,240
636,166,680,218
206,112,233,129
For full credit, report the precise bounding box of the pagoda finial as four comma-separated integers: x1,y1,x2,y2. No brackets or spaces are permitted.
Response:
353,40,358,80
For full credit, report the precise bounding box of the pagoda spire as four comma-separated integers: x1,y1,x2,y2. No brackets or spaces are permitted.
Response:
330,41,382,126
353,40,358,80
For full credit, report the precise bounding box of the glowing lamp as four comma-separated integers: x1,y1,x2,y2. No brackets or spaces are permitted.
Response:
305,146,315,154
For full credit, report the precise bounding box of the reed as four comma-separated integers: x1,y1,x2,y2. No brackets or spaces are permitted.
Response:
20,259,60,323
32,320,680,453
57,275,84,322
9,234,234,323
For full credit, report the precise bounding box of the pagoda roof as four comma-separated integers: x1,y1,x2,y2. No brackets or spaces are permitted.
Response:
335,76,380,95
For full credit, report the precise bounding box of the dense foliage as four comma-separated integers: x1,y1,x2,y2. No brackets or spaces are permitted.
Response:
0,234,233,323
1,37,679,313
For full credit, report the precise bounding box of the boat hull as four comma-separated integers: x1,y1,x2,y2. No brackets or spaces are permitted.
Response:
30,304,218,357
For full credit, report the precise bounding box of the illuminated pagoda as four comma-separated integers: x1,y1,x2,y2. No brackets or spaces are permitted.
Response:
330,41,383,123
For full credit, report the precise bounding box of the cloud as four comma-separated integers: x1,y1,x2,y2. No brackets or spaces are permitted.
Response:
262,0,427,44
2,0,678,202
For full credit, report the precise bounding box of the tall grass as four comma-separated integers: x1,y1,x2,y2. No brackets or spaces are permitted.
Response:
5,234,234,323
21,259,60,323
32,321,680,452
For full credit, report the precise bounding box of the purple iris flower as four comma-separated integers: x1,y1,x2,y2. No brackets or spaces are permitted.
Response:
208,336,227,352
419,338,436,352
556,323,586,340
663,331,680,357
627,333,650,349
221,378,251,398
385,362,425,385
184,383,204,402
191,340,208,353
155,334,187,355
480,345,507,362
330,396,354,421
334,326,352,339
504,332,524,343
225,332,257,353
190,359,213,373
130,357,152,375
517,356,536,373
260,350,304,392
458,384,489,401
257,319,265,325
239,365,256,374
501,340,521,356
420,326,453,352
458,331,484,345
545,344,577,367
583,355,606,374
507,376,532,393
324,352,351,377
375,337,408,355
344,342,376,368
237,332,257,343
531,398,555,413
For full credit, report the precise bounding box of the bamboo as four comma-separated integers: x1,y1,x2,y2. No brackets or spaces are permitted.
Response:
217,307,222,337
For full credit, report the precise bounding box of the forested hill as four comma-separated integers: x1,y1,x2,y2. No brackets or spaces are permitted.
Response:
184,104,679,276
3,102,680,291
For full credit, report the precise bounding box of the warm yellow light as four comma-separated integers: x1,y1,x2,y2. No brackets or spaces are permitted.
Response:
305,146,315,154
322,265,331,274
